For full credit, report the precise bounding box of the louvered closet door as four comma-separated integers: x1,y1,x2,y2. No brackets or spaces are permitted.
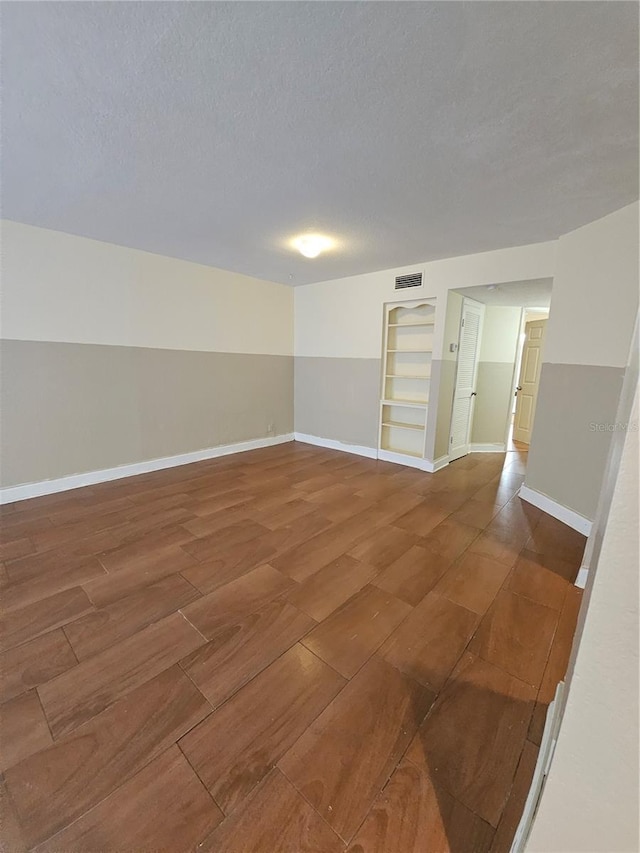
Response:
449,299,484,462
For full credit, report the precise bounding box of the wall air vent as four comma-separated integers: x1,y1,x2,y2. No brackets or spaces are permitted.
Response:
395,272,423,290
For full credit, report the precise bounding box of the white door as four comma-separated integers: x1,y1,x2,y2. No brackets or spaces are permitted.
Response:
449,299,484,462
513,319,547,444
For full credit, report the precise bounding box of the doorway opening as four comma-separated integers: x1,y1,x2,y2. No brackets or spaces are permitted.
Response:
437,277,553,475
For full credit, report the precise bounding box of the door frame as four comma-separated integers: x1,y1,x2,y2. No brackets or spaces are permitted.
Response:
448,297,485,462
503,308,526,448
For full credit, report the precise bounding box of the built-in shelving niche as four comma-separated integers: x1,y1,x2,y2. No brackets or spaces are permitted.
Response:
378,299,436,468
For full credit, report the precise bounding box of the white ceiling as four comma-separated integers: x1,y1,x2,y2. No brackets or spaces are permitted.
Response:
455,278,553,307
2,2,638,286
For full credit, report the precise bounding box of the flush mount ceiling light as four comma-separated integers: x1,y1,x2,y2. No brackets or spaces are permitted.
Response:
291,233,334,259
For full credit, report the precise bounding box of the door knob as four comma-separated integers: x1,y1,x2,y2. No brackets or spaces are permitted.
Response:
471,392,477,397
516,386,522,391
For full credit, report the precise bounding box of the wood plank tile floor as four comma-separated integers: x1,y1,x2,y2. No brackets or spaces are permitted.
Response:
0,441,586,852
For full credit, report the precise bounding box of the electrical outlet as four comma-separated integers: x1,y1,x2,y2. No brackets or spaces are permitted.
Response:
267,422,275,436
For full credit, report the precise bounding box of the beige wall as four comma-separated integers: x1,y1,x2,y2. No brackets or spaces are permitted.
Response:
294,241,557,461
525,363,625,519
294,204,638,498
1,221,294,489
477,306,523,364
471,306,521,446
543,203,639,369
294,241,557,361
528,349,639,851
294,357,380,449
526,202,639,521
1,341,293,487
4,202,637,506
1,220,293,355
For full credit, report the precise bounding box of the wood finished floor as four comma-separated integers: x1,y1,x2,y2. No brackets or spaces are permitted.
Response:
0,442,586,852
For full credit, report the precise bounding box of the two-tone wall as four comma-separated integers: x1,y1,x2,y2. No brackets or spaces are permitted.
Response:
296,203,638,527
528,331,639,853
3,203,637,521
294,241,557,459
0,221,294,491
524,202,639,522
471,306,521,448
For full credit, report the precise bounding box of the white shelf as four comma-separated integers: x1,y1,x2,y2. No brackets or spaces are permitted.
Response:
380,443,424,459
382,421,424,432
380,299,436,467
385,374,431,380
381,398,429,408
388,322,435,328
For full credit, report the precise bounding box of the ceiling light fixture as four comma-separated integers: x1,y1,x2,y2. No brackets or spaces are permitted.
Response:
292,233,334,259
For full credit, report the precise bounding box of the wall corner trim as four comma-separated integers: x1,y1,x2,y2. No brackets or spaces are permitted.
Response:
0,433,295,505
293,432,378,459
518,484,593,536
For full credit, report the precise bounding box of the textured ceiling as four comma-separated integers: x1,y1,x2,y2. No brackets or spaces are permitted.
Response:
455,278,553,307
2,2,638,286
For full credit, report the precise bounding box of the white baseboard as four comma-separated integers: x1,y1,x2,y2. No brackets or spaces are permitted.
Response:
470,442,506,453
0,433,295,505
293,432,378,460
574,566,589,589
377,448,438,473
518,484,593,537
293,433,441,473
432,455,450,471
